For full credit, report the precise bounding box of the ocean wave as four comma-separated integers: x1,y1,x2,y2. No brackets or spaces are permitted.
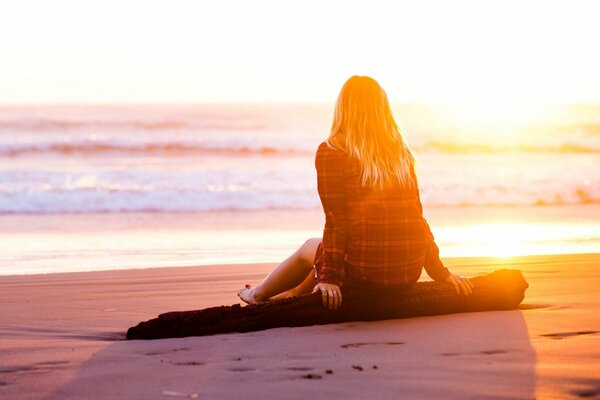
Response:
0,118,183,132
1,183,598,214
423,140,600,154
2,139,600,157
0,141,311,157
0,118,266,133
1,105,599,215
2,199,598,215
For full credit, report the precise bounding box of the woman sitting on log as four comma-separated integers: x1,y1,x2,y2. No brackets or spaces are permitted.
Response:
238,76,473,309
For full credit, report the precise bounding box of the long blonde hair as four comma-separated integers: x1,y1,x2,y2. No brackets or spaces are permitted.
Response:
327,75,415,190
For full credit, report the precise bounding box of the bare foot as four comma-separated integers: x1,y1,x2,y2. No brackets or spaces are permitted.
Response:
237,284,266,305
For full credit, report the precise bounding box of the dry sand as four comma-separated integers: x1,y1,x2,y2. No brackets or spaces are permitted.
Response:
1,253,599,399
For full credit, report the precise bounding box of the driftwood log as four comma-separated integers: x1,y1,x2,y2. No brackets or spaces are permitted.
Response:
126,269,528,340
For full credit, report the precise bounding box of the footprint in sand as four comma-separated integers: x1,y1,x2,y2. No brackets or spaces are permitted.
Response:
480,350,508,355
227,367,255,372
519,303,571,311
170,361,205,366
145,347,191,356
570,380,600,398
0,360,70,374
340,342,405,349
37,361,70,366
301,373,322,379
441,350,508,357
541,331,598,340
519,303,552,310
0,366,35,374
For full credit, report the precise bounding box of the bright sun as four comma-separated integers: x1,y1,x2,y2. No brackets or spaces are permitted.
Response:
442,101,552,131
439,223,549,259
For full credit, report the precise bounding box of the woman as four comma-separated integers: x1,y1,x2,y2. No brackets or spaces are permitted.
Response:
238,76,473,309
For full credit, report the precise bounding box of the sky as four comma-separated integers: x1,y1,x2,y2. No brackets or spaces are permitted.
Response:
0,0,599,104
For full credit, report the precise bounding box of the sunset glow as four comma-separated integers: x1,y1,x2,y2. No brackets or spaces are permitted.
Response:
2,2,600,399
1,1,599,104
442,101,553,132
436,221,600,259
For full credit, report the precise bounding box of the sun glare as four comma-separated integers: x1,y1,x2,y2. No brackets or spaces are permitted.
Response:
442,101,552,131
0,1,598,103
434,222,599,259
465,224,527,258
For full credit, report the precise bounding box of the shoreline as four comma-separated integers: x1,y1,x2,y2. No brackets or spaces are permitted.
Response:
2,204,600,276
1,253,599,399
3,203,599,228
0,252,599,279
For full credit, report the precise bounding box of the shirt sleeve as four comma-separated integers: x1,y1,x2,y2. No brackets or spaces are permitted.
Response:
411,166,451,282
315,142,348,286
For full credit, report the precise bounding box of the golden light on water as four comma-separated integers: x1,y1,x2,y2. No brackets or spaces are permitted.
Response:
430,101,557,151
443,102,553,131
467,224,537,258
436,222,600,259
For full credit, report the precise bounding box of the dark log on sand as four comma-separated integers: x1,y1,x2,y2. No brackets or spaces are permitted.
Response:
126,269,528,340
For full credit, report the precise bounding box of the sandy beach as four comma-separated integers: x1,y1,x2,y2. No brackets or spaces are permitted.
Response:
1,253,599,399
2,1,599,399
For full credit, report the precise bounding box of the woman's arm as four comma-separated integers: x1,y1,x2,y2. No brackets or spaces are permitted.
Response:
410,166,451,282
424,240,451,282
411,167,473,294
315,142,348,287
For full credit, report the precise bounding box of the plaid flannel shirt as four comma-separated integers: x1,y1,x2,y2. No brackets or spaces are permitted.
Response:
315,141,450,287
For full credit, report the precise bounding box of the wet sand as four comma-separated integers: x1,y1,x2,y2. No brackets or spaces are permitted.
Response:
1,253,599,399
3,205,600,276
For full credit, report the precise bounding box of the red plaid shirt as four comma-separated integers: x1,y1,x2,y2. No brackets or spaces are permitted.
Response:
315,141,450,287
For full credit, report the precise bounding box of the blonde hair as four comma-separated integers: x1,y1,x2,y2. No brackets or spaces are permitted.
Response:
327,75,415,190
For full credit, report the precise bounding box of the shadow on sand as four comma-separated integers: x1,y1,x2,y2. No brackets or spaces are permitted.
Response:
43,310,536,399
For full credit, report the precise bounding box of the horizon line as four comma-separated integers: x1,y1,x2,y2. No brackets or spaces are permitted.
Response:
1,100,599,107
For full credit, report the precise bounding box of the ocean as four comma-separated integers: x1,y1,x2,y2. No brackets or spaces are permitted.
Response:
1,103,599,275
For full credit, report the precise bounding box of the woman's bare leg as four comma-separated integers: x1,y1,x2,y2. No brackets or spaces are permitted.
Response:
238,238,321,304
269,270,316,301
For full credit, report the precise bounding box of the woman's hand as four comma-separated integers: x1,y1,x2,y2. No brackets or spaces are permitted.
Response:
312,283,342,309
445,274,474,295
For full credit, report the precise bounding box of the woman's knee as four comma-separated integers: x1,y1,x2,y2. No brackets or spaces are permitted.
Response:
299,238,321,265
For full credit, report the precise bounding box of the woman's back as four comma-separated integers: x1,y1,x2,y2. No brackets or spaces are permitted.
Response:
315,141,437,286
